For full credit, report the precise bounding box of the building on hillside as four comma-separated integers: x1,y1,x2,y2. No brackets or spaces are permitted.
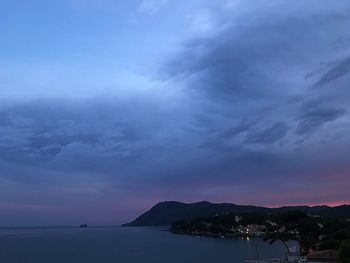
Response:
237,224,268,237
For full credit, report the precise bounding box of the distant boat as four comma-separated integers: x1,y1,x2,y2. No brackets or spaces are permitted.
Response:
80,224,88,228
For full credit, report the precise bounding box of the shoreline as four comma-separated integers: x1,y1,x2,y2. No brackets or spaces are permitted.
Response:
171,229,266,239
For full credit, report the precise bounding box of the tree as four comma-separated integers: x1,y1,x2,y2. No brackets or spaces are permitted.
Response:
339,240,350,263
264,211,320,255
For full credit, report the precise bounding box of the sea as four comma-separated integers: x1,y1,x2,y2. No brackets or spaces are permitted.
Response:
0,226,295,263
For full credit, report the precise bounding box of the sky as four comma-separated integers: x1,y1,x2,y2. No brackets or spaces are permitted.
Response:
0,0,350,226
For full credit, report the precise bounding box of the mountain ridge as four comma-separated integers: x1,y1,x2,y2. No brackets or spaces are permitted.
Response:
123,201,350,226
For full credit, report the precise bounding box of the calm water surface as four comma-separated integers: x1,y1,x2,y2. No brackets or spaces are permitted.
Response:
0,227,292,263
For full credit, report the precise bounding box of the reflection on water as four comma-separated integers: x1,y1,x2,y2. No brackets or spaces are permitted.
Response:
0,227,294,263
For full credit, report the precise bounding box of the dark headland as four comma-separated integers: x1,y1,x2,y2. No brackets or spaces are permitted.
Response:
123,201,350,227
123,201,350,261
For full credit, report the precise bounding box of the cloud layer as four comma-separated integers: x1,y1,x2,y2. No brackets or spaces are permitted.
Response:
1,0,350,225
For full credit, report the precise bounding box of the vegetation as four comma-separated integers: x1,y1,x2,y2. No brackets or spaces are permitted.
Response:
339,240,350,263
124,201,350,226
171,210,350,256
264,211,321,254
319,218,350,251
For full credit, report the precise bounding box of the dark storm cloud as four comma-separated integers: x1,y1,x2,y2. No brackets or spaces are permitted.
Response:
151,0,350,205
315,56,350,87
1,0,346,190
0,96,203,180
296,102,346,135
245,122,289,144
162,1,350,99
0,100,136,166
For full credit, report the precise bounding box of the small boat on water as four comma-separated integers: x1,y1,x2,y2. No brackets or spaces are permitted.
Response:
80,224,88,228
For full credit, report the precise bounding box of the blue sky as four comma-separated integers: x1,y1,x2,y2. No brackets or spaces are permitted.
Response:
0,0,206,98
0,0,350,226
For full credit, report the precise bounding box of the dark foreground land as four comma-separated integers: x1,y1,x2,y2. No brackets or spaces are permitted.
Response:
124,201,350,227
124,201,350,262
170,211,350,262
